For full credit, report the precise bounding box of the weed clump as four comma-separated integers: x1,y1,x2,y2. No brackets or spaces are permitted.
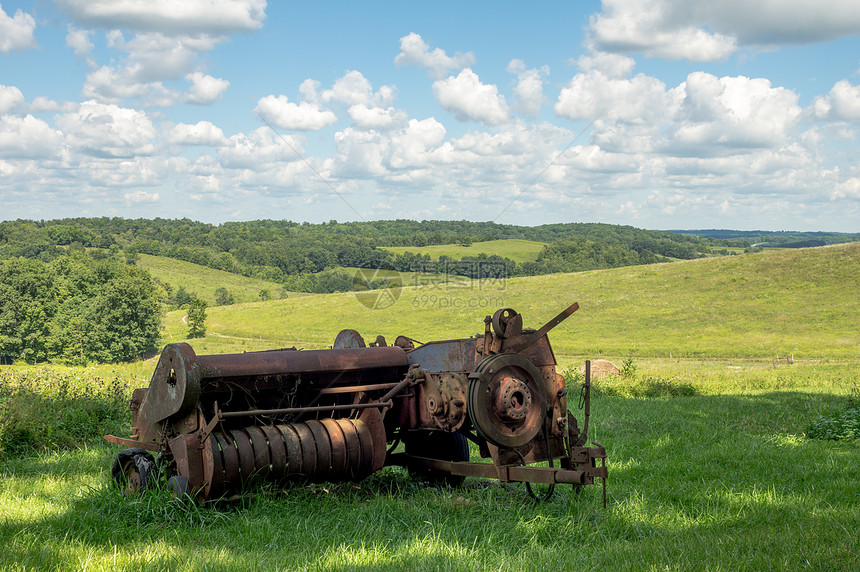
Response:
562,361,698,398
592,376,699,398
806,386,859,442
0,369,131,457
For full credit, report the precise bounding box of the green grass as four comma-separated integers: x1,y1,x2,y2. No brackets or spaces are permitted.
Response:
381,239,547,263
0,365,857,570
137,254,297,306
162,243,860,360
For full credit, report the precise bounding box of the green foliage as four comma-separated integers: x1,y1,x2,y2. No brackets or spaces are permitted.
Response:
382,239,547,263
170,285,194,307
0,253,161,364
186,298,207,338
806,386,859,441
620,357,637,378
0,369,130,457
259,289,270,301
676,229,860,248
214,287,234,306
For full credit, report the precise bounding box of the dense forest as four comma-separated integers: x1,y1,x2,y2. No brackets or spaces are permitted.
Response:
670,229,860,249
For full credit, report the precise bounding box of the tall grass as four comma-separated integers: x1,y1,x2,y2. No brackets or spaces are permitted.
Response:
0,368,134,457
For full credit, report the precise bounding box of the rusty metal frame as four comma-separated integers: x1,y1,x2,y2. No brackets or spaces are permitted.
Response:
105,302,608,507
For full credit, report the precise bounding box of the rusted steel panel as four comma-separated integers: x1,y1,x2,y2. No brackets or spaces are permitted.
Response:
405,338,480,372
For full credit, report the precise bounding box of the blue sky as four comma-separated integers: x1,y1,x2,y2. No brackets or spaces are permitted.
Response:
1,1,859,231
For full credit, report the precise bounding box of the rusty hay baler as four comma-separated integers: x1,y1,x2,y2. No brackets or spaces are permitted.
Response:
105,302,607,504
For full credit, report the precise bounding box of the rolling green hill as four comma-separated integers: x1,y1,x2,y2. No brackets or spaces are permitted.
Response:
161,242,859,360
380,239,547,263
137,254,297,306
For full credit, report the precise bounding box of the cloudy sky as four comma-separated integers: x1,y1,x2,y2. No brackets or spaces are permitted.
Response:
1,1,859,231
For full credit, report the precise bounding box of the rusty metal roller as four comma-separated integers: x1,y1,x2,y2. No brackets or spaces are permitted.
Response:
203,418,376,496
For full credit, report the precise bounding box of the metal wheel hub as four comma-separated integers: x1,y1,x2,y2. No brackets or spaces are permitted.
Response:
467,353,547,448
498,376,531,422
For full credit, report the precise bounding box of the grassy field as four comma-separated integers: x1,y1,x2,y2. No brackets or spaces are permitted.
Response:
162,242,859,360
1,243,858,570
137,254,294,306
381,239,547,263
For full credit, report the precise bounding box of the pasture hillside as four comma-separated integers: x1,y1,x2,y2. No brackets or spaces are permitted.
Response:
137,254,295,306
380,239,547,263
161,242,859,360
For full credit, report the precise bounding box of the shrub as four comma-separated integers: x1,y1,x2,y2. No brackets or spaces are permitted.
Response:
806,387,859,441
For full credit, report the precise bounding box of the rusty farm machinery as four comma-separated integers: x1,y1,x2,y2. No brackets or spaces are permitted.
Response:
105,302,607,504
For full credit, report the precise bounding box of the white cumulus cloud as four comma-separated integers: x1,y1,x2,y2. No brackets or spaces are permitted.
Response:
56,100,157,158
255,95,338,131
394,33,476,78
169,121,226,146
124,190,160,203
54,0,267,35
0,85,25,114
323,70,374,106
666,73,802,151
588,0,860,61
555,67,671,124
0,5,36,52
218,126,305,168
185,72,230,104
812,80,860,122
65,25,94,58
83,65,180,107
433,69,509,126
507,60,549,118
347,105,408,130
0,115,64,158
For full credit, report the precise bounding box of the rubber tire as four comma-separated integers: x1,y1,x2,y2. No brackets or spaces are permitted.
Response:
112,448,157,493
404,431,469,487
167,475,192,500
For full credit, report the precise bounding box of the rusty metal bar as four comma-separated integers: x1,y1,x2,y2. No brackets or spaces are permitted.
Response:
394,454,592,484
318,382,399,395
378,373,418,405
216,400,391,419
197,346,408,379
103,434,161,452
505,302,579,352
580,359,591,444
